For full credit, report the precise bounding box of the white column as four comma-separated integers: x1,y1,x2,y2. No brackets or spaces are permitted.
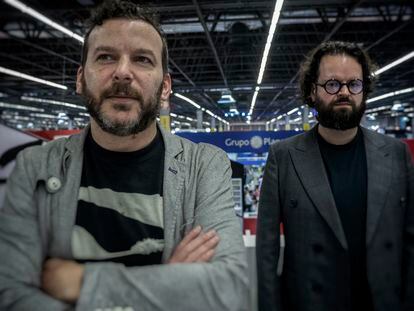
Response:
197,110,203,129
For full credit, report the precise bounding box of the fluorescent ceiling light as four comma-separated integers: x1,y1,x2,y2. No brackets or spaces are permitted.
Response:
366,87,414,103
21,96,85,109
0,101,44,112
205,110,215,117
173,93,229,125
174,93,201,109
365,105,392,113
248,0,284,119
30,113,58,119
249,90,259,116
374,51,414,75
0,66,68,90
287,107,299,115
4,0,84,43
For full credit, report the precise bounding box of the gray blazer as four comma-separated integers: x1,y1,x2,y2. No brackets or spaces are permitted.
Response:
257,126,414,311
0,124,248,311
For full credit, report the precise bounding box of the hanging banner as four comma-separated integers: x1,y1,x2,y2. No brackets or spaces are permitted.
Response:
176,130,301,153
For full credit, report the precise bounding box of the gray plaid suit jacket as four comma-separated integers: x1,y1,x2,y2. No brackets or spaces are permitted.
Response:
257,125,414,311
0,124,248,311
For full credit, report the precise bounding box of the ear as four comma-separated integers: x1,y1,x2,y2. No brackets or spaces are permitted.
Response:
76,66,84,94
310,84,316,102
160,73,172,101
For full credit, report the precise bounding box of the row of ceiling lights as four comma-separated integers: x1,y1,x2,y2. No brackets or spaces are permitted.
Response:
2,0,414,127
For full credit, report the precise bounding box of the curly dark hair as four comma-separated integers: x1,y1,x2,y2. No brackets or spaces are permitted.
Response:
81,0,168,74
298,41,376,107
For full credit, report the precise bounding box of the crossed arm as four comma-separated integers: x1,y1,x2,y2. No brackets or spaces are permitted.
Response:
41,226,219,304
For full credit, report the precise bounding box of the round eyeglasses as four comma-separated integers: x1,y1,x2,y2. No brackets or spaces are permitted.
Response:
315,79,364,95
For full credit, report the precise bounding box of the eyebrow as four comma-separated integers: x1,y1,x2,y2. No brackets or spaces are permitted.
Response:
93,46,158,60
93,46,117,54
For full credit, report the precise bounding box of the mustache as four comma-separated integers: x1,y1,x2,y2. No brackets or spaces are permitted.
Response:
101,82,143,102
332,97,354,105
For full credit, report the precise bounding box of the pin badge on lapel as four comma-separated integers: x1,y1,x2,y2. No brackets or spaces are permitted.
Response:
168,167,178,174
46,176,61,193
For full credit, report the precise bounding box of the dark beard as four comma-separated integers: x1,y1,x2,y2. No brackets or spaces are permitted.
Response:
81,77,163,136
314,96,366,130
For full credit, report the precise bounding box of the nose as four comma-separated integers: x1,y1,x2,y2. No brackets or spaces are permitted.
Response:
113,57,133,82
337,83,350,96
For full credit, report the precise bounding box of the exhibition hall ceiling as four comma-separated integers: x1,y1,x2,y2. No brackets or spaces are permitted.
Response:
0,0,413,129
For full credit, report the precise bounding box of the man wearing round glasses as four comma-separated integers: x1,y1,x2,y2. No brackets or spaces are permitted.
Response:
257,41,413,311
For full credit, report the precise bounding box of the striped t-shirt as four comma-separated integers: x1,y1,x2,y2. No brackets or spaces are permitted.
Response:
71,130,165,266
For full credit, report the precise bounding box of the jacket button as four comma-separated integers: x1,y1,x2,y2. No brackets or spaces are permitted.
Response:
46,176,61,193
312,243,323,254
289,199,298,208
384,241,393,250
311,282,323,294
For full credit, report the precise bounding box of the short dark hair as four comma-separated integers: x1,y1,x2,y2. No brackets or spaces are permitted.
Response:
81,0,168,74
299,41,376,107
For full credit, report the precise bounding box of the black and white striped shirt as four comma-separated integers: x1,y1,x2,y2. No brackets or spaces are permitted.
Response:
72,130,165,266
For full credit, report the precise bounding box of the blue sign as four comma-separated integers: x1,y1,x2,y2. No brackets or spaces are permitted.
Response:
176,130,301,153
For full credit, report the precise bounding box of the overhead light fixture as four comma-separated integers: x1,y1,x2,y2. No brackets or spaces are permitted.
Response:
366,87,414,103
287,107,299,115
173,93,229,125
0,66,68,90
205,109,215,117
229,105,239,115
248,0,284,120
374,51,414,75
21,96,85,109
30,113,58,119
4,0,84,43
0,101,44,112
217,92,236,105
174,93,201,109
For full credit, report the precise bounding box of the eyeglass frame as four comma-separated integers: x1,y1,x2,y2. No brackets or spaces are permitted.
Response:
314,78,364,95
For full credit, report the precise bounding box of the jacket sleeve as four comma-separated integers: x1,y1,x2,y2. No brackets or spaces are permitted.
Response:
75,147,249,311
256,143,283,311
0,150,72,310
403,144,414,311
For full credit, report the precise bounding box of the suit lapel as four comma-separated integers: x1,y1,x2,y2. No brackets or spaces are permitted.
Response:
289,128,348,250
363,128,393,246
159,125,186,262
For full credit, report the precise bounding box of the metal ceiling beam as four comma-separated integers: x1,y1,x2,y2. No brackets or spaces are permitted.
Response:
169,58,196,87
0,52,74,79
323,0,364,42
256,0,363,120
366,18,413,51
7,35,80,66
192,0,228,88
